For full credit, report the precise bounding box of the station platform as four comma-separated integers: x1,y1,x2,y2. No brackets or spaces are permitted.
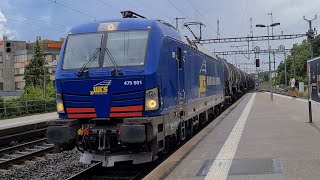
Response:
145,92,320,180
0,112,58,130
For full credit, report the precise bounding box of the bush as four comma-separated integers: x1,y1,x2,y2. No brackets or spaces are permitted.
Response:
20,83,55,101
46,81,55,98
296,91,309,99
0,98,56,119
20,86,44,101
0,85,56,119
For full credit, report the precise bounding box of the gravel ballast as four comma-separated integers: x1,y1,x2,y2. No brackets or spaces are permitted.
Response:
1,149,90,180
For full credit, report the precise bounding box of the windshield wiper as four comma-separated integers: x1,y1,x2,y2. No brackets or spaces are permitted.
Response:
77,35,104,77
104,47,123,76
77,48,100,77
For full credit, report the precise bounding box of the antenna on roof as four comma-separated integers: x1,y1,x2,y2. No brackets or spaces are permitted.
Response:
121,11,146,19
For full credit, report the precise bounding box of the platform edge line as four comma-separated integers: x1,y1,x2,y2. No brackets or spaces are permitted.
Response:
204,93,256,180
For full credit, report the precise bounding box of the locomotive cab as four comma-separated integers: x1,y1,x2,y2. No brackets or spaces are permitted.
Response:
47,15,243,167
47,19,176,166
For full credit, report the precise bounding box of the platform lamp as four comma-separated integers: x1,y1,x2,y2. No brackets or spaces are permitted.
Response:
256,22,280,101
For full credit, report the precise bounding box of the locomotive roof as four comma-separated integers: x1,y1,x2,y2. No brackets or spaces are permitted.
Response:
69,18,181,39
69,18,218,61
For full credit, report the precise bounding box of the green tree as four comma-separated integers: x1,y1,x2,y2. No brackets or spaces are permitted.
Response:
24,39,50,88
276,34,320,86
262,74,269,82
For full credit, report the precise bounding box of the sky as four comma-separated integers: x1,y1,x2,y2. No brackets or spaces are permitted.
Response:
1,0,320,73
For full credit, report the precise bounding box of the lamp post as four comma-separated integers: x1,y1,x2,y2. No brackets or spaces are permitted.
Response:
256,22,280,101
43,53,53,99
278,45,287,86
267,12,274,36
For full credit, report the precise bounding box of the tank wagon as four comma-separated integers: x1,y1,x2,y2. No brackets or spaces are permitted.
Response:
47,12,253,167
220,57,254,100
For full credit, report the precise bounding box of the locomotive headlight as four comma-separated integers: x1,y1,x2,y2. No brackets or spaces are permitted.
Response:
56,93,65,113
146,99,157,109
145,87,159,111
57,102,64,113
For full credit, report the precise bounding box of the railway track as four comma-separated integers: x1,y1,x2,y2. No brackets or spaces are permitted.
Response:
0,138,53,169
66,162,101,180
67,162,146,180
0,127,48,148
65,99,238,180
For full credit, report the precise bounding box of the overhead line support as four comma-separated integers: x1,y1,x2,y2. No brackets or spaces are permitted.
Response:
198,34,307,44
214,48,292,56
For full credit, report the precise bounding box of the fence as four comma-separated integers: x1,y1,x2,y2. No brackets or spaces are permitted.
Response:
0,99,56,119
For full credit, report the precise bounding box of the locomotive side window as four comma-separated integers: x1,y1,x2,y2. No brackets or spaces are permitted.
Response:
177,47,182,69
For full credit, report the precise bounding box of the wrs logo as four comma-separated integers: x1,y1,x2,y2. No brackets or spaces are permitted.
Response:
90,80,112,95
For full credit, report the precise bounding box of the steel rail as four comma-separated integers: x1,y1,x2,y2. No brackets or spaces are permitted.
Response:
66,162,102,180
67,162,147,180
0,138,53,169
0,127,47,147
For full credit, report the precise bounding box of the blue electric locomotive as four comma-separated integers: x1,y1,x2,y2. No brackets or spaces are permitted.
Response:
47,12,250,167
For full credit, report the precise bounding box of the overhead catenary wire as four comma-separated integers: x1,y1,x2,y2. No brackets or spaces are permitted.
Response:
239,0,249,33
236,0,250,70
281,2,320,34
1,10,68,28
167,0,191,21
0,17,65,33
48,0,101,21
96,0,112,8
98,0,165,21
186,0,218,34
131,0,174,22
167,0,211,39
123,0,158,20
97,0,173,25
96,0,121,14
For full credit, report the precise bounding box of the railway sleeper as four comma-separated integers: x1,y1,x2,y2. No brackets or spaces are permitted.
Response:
15,151,29,155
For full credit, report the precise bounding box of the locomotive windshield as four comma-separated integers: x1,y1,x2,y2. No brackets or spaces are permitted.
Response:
104,31,148,67
63,33,103,70
62,30,148,70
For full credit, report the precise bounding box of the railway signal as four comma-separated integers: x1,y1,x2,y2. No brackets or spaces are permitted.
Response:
5,42,11,53
255,59,260,67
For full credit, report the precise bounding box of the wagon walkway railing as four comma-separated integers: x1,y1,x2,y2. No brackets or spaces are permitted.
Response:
0,99,56,119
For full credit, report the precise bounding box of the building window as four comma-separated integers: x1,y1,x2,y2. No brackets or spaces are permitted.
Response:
15,82,19,90
14,68,25,75
14,55,27,63
0,83,3,91
0,69,2,77
15,82,25,90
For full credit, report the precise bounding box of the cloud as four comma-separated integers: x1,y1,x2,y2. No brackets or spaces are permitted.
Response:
39,15,52,26
0,10,15,39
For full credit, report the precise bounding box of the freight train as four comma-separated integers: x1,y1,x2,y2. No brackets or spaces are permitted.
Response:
47,11,254,167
